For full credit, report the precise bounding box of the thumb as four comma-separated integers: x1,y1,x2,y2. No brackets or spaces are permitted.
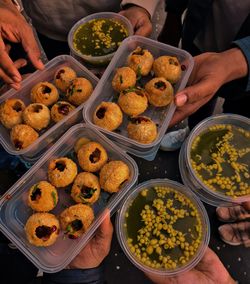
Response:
119,11,137,29
242,202,250,211
134,17,152,37
95,210,113,241
175,79,217,107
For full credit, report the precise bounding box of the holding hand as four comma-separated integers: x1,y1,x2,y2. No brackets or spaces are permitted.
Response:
0,1,44,89
67,210,113,269
119,6,152,37
170,48,248,127
145,248,235,284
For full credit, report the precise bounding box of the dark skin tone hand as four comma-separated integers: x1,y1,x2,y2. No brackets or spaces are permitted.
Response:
67,210,113,269
146,248,235,284
0,0,44,89
169,48,248,127
119,6,152,37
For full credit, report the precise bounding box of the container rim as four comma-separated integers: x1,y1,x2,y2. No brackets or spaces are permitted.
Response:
115,178,210,277
185,113,250,203
67,12,134,62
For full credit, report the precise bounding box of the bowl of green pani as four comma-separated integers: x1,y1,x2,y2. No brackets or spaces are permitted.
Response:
116,178,210,277
68,12,133,66
181,114,250,206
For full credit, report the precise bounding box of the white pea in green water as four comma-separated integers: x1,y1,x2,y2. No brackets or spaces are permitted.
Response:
190,124,250,197
125,186,202,269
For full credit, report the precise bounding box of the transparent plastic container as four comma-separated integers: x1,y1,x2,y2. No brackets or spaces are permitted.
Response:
68,12,134,66
83,35,194,161
179,114,250,207
116,178,210,277
0,123,138,273
0,55,98,163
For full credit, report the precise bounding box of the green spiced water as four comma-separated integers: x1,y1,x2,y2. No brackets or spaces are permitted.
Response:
125,186,202,270
190,124,250,197
73,18,128,57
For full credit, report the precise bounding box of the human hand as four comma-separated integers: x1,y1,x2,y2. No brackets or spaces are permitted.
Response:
119,6,152,37
67,210,113,269
0,1,44,89
0,44,29,94
145,247,235,284
169,48,248,127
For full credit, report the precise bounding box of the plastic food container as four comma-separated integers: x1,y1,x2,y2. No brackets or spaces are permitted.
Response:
179,114,250,207
83,35,194,161
0,55,98,163
68,12,134,66
0,123,138,273
116,178,210,277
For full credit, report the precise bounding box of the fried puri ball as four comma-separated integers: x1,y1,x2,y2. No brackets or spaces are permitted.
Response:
153,56,181,84
10,124,39,150
100,160,130,193
66,77,93,106
27,181,58,212
59,204,94,239
23,103,50,131
71,172,100,205
54,66,77,92
127,46,154,76
0,98,25,129
118,87,148,116
50,101,75,123
31,82,59,106
145,77,174,107
127,116,158,144
77,141,108,172
25,213,60,246
93,102,123,131
112,67,136,92
74,137,91,153
48,157,78,188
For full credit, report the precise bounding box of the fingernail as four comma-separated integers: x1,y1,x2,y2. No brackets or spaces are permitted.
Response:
38,59,45,69
21,60,27,67
175,94,188,106
13,75,21,82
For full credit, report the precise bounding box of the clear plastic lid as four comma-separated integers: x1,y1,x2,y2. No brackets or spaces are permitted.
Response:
83,35,194,160
180,114,250,206
0,55,98,162
0,123,138,273
116,178,210,277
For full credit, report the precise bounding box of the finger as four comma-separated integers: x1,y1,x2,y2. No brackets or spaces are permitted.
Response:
5,44,11,54
169,96,211,127
10,82,21,90
0,68,16,84
14,58,27,69
134,18,152,37
0,36,22,82
242,202,250,211
96,210,113,241
20,26,44,70
175,79,217,107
